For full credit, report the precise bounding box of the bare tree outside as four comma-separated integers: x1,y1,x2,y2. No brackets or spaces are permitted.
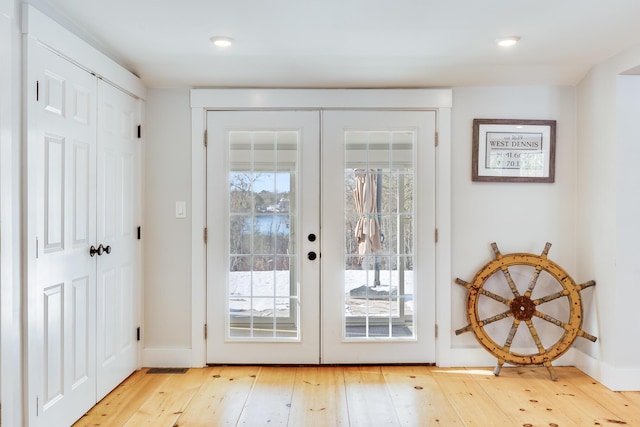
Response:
229,172,292,272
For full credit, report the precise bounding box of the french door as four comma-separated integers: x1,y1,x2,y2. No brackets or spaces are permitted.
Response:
206,109,435,364
206,111,320,363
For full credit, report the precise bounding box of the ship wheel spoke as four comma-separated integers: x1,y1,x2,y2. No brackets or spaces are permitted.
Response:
500,266,521,298
481,309,513,327
524,267,543,297
534,311,566,329
455,309,513,335
503,319,520,352
533,290,567,306
577,280,596,291
494,319,520,377
478,288,510,305
454,324,473,335
525,320,546,354
578,329,598,343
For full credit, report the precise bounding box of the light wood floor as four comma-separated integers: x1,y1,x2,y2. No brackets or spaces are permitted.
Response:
73,365,640,426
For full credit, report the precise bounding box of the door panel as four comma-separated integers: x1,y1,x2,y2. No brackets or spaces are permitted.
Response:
28,42,97,427
96,79,140,400
321,110,436,363
206,111,320,364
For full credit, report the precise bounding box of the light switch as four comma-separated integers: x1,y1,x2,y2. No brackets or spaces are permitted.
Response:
175,201,187,218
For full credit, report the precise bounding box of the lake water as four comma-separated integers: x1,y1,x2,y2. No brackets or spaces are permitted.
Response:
253,215,291,235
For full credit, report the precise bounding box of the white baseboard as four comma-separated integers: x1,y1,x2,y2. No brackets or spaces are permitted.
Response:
437,346,577,368
437,347,498,367
142,348,201,368
574,350,640,391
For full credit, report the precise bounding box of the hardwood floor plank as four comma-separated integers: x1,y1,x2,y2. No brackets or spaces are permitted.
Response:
469,367,580,427
505,366,630,426
74,365,640,426
343,366,400,427
430,367,518,426
382,365,463,426
620,390,640,410
122,368,208,426
236,366,296,425
174,366,261,427
555,366,640,425
73,369,167,427
287,367,349,427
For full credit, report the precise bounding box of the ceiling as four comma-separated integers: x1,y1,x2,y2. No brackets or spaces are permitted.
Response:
33,0,640,88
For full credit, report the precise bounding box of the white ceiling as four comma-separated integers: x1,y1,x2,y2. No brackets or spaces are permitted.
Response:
33,0,640,88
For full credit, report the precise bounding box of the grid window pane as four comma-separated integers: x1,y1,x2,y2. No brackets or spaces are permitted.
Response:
344,130,416,340
227,131,299,341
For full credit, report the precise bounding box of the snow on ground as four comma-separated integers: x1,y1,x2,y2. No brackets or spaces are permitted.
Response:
228,269,414,316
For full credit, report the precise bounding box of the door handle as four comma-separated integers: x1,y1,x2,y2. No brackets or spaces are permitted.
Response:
90,245,104,257
307,251,317,261
89,244,111,257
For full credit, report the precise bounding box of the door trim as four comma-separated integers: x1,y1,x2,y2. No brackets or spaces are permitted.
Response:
190,89,452,367
22,5,146,100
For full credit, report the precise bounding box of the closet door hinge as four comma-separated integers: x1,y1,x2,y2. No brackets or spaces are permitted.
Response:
435,131,439,147
204,227,208,243
35,237,39,259
435,324,438,338
204,129,208,147
204,324,208,340
36,80,40,101
435,228,438,243
137,125,142,139
136,327,141,341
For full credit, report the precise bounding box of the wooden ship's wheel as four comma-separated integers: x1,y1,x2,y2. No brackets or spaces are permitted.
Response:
455,242,596,380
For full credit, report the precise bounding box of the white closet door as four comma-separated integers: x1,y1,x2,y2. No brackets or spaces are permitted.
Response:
27,41,97,427
96,80,141,400
27,41,142,426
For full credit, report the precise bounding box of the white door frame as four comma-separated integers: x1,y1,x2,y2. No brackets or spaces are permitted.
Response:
190,88,452,367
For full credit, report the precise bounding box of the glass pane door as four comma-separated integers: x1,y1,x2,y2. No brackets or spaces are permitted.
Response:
228,131,298,339
322,110,436,363
207,111,320,364
344,131,414,338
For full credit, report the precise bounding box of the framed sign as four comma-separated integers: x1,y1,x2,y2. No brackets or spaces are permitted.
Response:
472,119,556,183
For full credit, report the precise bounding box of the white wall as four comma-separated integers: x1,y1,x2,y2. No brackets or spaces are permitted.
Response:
442,86,581,366
138,52,640,392
142,88,194,366
576,45,640,390
144,86,586,372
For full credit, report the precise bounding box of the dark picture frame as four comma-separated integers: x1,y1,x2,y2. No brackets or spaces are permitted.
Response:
472,119,556,183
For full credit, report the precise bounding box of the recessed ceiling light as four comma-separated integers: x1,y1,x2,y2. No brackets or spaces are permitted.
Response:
496,36,520,47
210,36,233,47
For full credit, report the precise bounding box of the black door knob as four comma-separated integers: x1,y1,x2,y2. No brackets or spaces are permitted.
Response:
89,245,103,257
308,233,316,242
307,251,317,261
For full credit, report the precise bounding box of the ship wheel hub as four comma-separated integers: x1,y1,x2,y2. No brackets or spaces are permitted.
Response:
510,296,536,321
